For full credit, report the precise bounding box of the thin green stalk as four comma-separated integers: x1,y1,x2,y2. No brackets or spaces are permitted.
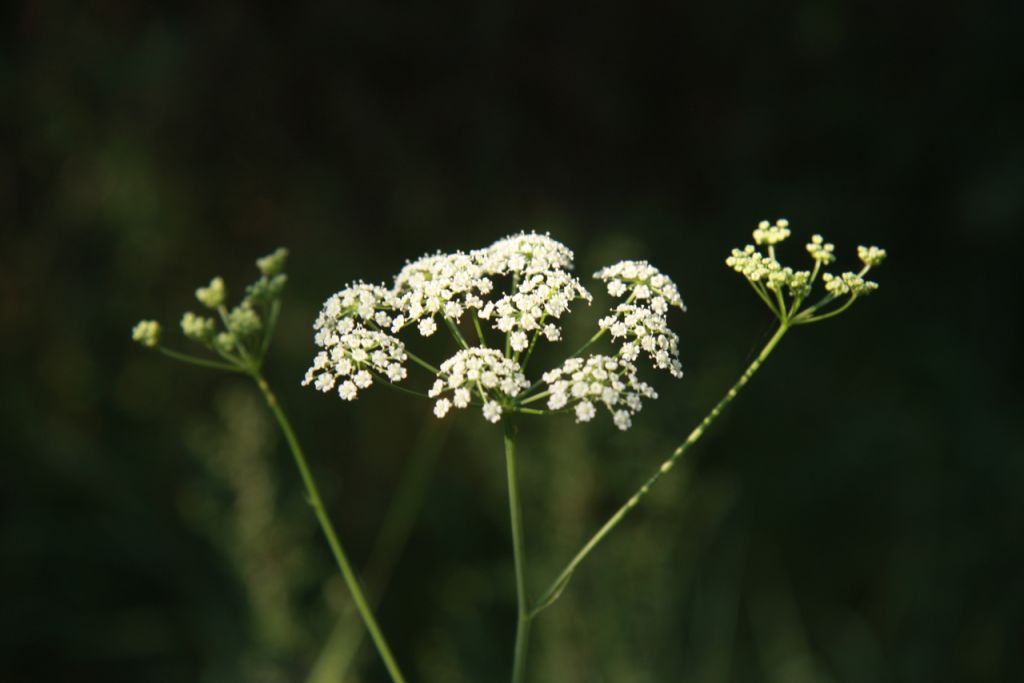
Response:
512,407,552,416
517,313,548,371
406,349,440,375
748,280,781,318
444,317,469,349
569,327,606,359
259,298,282,360
157,347,245,373
561,289,639,365
252,373,407,683
472,312,488,346
372,372,433,400
531,323,791,615
307,420,448,683
503,419,532,683
519,390,550,406
794,295,858,324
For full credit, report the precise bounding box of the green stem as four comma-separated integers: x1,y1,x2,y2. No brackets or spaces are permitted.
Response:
252,373,407,683
519,390,550,406
518,314,548,372
217,305,265,373
444,317,469,349
472,312,487,346
157,346,245,373
794,294,858,324
503,419,532,683
531,323,791,616
406,349,440,375
512,407,552,416
307,420,448,683
560,291,638,367
259,298,282,361
748,280,781,318
570,327,606,359
371,373,433,400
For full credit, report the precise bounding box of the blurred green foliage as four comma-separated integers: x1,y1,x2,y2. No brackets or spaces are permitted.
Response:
2,1,1022,681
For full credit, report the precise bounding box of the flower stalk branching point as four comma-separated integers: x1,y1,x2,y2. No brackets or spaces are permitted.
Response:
725,218,886,326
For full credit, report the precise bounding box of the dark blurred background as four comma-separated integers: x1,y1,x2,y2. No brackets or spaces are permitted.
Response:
3,1,1023,681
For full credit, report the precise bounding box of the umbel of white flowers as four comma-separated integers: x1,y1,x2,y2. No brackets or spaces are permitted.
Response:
302,232,686,430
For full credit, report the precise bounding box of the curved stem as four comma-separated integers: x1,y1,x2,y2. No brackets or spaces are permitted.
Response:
531,323,790,616
503,419,532,682
253,373,407,683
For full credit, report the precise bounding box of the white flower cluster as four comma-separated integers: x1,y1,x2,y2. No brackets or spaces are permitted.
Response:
542,355,657,430
753,219,791,246
316,283,396,332
594,260,685,311
302,324,408,400
392,251,493,335
480,269,590,351
479,232,575,275
304,232,685,431
593,261,686,378
303,282,409,400
428,348,529,423
598,304,684,378
477,233,591,348
387,233,591,347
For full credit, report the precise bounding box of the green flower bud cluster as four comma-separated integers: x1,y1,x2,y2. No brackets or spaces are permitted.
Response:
725,244,815,299
822,271,878,297
181,311,217,341
727,219,886,325
132,247,290,373
227,303,262,336
857,245,887,268
256,247,288,276
752,219,791,246
196,276,226,308
248,248,290,305
132,320,161,347
806,234,836,264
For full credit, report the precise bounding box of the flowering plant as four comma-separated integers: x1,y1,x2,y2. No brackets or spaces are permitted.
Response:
133,220,885,682
300,233,684,430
